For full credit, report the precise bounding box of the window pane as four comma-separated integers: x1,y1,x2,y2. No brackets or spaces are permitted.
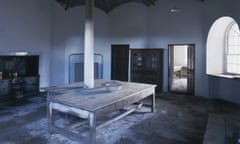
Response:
237,56,240,64
237,46,240,54
228,36,234,45
226,23,240,74
229,30,234,36
238,66,240,74
234,36,238,45
227,64,233,73
234,32,238,37
233,64,238,73
227,55,232,63
233,55,237,64
233,46,236,54
228,46,233,54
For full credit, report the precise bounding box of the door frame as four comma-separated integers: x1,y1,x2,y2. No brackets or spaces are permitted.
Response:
168,44,195,95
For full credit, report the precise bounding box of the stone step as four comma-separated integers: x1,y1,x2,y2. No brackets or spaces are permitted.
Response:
203,114,225,144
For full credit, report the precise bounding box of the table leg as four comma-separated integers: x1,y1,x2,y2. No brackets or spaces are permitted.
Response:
151,91,155,113
48,102,53,134
89,112,96,144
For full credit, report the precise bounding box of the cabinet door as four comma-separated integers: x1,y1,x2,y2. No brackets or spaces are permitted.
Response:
24,76,39,92
145,52,158,70
132,50,143,69
131,49,163,93
0,80,10,96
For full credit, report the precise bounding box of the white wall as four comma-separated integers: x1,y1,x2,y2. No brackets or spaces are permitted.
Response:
0,0,52,87
51,3,110,85
174,46,187,66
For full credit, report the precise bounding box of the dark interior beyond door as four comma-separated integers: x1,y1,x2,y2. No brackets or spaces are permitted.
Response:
111,44,129,81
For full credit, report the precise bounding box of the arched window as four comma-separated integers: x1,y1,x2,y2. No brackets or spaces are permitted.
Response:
226,22,240,74
206,16,240,78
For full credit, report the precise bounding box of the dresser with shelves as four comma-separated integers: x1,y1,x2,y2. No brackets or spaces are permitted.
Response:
0,55,39,99
131,49,163,93
0,76,39,99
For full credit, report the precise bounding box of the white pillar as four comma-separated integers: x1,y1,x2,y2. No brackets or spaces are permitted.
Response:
84,0,94,88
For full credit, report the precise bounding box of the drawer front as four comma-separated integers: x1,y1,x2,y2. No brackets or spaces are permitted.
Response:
0,87,9,96
25,77,38,84
0,80,10,96
24,77,39,92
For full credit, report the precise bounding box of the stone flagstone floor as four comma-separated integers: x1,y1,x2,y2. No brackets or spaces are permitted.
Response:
1,93,239,144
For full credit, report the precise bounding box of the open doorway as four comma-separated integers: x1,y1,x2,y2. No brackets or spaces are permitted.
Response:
168,44,195,94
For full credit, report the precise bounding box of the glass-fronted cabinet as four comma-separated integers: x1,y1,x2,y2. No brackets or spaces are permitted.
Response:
131,49,163,93
146,53,157,69
133,53,143,67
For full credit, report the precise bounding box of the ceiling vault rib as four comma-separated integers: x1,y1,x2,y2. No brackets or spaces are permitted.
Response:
64,0,71,10
56,0,158,13
56,0,204,13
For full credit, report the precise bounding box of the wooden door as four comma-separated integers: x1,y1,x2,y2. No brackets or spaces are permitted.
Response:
111,45,129,81
168,45,174,91
187,44,195,94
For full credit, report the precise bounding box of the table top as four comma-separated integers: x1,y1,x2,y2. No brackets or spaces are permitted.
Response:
47,79,156,112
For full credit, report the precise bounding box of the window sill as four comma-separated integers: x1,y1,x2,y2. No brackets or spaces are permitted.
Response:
208,73,240,79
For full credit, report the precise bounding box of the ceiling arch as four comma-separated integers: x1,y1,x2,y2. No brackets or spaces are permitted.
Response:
56,0,158,13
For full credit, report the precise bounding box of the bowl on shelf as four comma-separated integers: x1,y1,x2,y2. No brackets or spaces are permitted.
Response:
103,81,122,92
12,72,18,78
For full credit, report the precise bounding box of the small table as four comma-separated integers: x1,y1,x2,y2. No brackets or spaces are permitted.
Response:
46,79,156,144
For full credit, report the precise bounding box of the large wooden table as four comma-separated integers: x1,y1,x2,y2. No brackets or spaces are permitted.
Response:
46,79,156,144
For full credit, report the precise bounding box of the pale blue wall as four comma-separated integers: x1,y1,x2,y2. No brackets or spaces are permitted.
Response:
51,3,110,85
50,0,205,96
2,0,240,104
108,0,204,95
109,3,149,48
0,0,52,87
146,0,204,95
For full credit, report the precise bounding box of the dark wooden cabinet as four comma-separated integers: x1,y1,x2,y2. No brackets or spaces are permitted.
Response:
0,55,39,99
10,77,25,98
0,76,39,99
0,76,39,98
131,49,163,93
24,76,39,94
0,80,10,96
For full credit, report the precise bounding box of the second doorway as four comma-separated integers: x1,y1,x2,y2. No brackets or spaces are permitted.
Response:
168,44,195,94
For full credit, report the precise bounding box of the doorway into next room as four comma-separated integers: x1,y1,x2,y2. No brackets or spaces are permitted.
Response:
168,44,195,94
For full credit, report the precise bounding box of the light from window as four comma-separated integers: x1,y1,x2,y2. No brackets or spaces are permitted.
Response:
226,23,240,74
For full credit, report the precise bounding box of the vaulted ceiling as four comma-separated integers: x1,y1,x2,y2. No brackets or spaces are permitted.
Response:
56,0,205,13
